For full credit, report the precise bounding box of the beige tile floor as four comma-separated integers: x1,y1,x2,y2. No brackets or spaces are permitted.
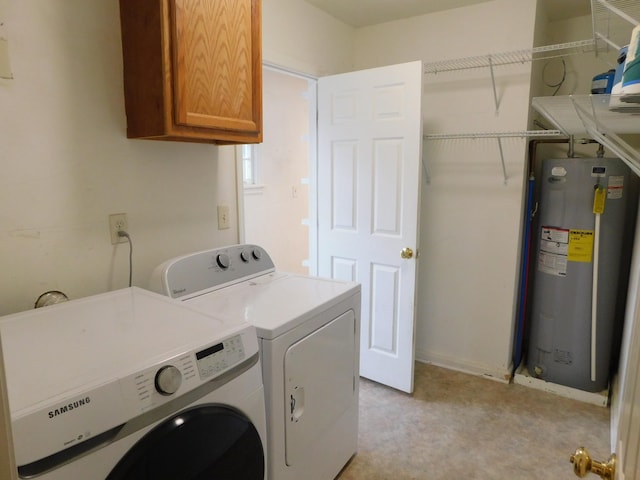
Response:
337,362,610,479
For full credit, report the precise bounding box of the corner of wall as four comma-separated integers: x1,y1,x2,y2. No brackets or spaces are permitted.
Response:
262,0,356,76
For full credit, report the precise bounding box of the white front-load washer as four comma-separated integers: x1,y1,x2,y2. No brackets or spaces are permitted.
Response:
0,287,267,479
149,244,361,480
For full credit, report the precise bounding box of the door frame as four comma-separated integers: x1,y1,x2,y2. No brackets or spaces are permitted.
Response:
611,201,640,478
235,62,318,274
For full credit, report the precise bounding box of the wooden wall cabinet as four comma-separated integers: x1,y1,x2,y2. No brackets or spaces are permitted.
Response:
119,0,262,144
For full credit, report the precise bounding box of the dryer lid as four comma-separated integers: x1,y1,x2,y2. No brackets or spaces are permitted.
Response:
186,273,360,339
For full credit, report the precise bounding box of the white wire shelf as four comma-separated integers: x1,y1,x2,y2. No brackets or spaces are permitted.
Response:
423,130,563,140
421,2,638,74
423,40,595,74
532,95,640,135
592,0,640,53
532,94,640,177
423,40,595,114
420,1,640,182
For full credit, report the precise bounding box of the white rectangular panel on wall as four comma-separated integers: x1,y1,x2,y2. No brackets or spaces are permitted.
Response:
331,141,358,231
370,263,399,354
373,139,403,236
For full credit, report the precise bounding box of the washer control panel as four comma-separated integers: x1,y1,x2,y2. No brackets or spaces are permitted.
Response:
156,244,276,299
11,325,258,470
126,333,248,411
195,334,245,379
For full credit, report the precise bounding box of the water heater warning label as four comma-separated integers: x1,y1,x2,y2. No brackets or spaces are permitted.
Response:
608,175,624,199
538,227,569,276
538,227,595,276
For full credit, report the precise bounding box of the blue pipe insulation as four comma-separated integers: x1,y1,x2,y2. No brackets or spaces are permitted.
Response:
514,175,535,369
513,138,572,371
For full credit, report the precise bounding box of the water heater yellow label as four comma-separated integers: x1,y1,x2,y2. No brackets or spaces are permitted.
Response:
568,230,594,262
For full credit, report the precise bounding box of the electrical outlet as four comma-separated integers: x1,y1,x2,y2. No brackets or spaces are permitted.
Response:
109,213,128,244
217,205,230,230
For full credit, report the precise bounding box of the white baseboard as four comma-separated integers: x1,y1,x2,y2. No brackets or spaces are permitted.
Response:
513,363,609,407
415,348,513,384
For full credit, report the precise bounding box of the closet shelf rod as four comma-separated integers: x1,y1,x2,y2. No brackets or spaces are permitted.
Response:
422,130,563,185
423,130,563,140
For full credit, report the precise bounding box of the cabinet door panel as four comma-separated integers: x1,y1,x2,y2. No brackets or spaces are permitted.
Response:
172,0,259,133
119,0,262,144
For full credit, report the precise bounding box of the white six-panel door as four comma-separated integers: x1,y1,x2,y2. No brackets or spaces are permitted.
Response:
317,61,423,393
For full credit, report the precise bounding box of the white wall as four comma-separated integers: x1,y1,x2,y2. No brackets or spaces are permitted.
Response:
0,0,353,317
544,14,618,97
262,0,355,76
354,0,538,379
0,0,355,471
258,0,355,274
243,68,311,274
0,1,241,316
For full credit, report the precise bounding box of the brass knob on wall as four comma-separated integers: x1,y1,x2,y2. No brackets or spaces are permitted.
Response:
570,447,615,479
400,247,414,259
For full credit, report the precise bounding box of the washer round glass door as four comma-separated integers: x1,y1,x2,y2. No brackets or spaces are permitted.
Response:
107,405,264,479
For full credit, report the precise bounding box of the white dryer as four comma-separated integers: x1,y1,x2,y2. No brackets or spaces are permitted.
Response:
0,287,267,479
149,244,361,480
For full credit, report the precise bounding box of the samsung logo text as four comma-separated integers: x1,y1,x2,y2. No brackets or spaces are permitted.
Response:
48,397,91,419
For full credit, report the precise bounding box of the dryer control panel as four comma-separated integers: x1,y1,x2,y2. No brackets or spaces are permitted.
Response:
150,244,276,300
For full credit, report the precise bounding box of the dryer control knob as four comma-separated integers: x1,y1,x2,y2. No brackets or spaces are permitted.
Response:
252,249,262,260
216,253,230,269
240,250,250,262
155,365,182,396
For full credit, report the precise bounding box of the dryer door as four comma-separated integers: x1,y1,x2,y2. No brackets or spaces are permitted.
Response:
107,405,264,480
284,310,357,466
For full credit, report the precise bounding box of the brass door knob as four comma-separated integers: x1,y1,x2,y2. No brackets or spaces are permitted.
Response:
570,447,615,479
400,247,414,259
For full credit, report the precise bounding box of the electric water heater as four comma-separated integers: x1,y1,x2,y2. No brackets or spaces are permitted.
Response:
527,157,638,392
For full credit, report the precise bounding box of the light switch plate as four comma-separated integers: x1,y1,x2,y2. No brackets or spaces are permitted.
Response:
217,205,230,230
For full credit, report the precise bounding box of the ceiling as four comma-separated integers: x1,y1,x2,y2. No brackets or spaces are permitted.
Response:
304,0,592,28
